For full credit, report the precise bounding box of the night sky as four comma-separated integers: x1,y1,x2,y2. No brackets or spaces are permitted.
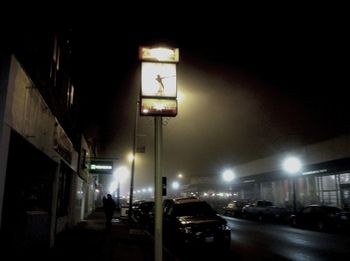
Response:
67,7,350,192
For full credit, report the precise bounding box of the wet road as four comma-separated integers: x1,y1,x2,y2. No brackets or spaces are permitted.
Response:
225,216,350,260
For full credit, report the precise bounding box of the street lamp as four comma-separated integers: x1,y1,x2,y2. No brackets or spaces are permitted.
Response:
171,181,180,197
222,169,235,199
223,169,235,183
114,166,129,209
282,157,302,214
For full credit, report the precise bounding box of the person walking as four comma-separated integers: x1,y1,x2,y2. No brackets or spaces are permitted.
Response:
103,194,116,230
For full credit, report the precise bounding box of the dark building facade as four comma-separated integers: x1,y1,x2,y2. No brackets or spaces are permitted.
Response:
0,26,98,253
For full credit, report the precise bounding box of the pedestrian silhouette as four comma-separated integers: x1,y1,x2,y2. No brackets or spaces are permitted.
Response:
103,194,116,230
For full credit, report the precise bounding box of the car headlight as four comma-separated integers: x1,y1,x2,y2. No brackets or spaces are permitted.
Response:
221,224,231,231
180,226,192,234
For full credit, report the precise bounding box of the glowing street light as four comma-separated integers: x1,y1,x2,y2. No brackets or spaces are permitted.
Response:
222,169,235,199
282,156,302,214
283,157,302,174
222,169,235,182
114,166,129,208
172,181,180,190
128,153,135,162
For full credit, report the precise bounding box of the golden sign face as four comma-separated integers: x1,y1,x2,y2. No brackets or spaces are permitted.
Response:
139,47,179,62
140,98,177,117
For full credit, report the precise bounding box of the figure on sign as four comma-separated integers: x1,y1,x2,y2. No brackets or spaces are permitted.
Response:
155,74,165,95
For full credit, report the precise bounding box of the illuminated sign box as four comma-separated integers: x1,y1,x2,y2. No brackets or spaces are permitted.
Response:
139,47,179,62
141,62,176,98
89,160,114,174
140,98,177,117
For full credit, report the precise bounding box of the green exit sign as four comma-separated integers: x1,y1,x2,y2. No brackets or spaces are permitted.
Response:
89,160,114,174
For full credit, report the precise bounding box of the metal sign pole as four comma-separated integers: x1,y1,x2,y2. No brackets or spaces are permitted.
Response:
128,102,139,222
154,116,163,261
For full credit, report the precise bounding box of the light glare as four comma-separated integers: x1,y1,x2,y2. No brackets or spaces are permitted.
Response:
223,169,235,182
283,157,302,174
172,181,180,190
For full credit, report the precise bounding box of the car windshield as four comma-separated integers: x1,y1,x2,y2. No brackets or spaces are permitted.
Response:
172,202,216,217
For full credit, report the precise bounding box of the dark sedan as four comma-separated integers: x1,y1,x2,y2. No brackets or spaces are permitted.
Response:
132,200,154,226
163,197,231,250
290,204,348,232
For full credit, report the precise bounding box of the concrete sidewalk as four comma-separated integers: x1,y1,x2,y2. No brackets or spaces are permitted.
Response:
3,208,179,261
49,208,155,261
2,208,157,261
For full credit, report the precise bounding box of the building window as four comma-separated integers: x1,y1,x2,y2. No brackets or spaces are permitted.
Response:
50,36,60,88
66,80,74,109
340,173,350,184
316,174,340,207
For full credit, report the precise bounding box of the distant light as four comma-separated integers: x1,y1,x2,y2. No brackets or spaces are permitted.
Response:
177,90,184,103
177,173,183,179
109,181,118,194
172,181,180,190
142,108,149,114
223,169,235,182
148,187,153,192
283,157,302,174
128,153,135,162
95,189,100,193
114,166,129,183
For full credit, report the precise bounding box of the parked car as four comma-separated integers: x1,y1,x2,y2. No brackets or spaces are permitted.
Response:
162,197,231,250
222,200,247,217
242,200,290,222
132,200,154,225
290,204,349,232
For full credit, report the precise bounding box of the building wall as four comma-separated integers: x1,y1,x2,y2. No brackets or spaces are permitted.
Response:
5,56,56,159
0,54,11,227
0,56,78,248
234,135,350,177
189,137,350,210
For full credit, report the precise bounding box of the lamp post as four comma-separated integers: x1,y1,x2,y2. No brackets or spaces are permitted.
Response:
140,45,179,261
222,169,235,200
171,181,180,197
282,157,302,214
114,166,129,209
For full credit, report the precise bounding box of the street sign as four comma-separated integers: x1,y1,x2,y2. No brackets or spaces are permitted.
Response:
89,160,114,174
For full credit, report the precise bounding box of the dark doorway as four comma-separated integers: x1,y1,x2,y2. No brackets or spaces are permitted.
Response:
340,184,350,211
1,130,56,251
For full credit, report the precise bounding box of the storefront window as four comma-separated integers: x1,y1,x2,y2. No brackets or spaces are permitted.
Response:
316,174,340,207
322,175,336,190
340,173,350,184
